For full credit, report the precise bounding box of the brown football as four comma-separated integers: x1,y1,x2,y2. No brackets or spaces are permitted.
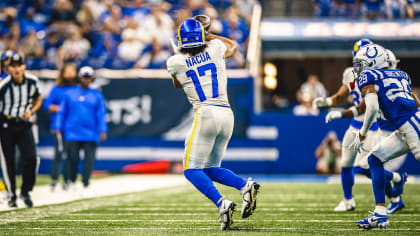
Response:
193,15,211,31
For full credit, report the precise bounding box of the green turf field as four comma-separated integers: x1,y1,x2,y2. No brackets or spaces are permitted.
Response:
1,182,419,235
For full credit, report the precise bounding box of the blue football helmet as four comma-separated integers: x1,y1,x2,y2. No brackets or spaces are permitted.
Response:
1,50,15,72
1,50,15,62
352,38,373,57
178,19,205,48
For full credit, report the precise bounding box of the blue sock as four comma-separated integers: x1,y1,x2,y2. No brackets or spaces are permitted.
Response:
341,167,354,200
384,170,394,181
353,167,371,178
368,154,386,205
385,181,393,199
353,167,364,175
203,167,247,190
354,167,393,199
184,169,223,207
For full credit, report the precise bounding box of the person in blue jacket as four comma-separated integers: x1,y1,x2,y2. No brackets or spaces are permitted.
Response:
54,66,107,189
43,63,78,190
1,50,14,79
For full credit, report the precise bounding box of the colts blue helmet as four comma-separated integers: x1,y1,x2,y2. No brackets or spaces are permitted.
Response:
352,38,373,57
178,19,205,48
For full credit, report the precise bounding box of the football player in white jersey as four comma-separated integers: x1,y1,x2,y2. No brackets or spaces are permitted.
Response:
313,39,402,212
166,18,260,230
325,48,416,215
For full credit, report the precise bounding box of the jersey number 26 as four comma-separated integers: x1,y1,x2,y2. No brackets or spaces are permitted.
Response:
383,78,413,102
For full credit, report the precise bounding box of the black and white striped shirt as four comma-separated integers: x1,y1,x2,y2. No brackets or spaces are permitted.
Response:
0,73,41,118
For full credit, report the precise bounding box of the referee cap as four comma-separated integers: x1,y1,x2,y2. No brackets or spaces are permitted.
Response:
79,66,94,78
9,53,24,66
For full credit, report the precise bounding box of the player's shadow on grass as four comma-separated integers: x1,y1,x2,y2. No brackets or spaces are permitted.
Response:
228,226,282,232
228,225,271,232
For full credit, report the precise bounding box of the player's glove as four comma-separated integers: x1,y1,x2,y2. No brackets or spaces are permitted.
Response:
312,97,332,109
348,130,365,152
325,111,342,123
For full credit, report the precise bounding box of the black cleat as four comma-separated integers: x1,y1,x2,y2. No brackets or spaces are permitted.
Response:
219,200,236,230
19,193,33,208
241,178,260,218
8,198,17,208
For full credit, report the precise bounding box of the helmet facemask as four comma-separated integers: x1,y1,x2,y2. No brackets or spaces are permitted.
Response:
353,58,369,74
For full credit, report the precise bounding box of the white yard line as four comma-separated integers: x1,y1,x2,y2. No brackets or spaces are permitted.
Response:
0,227,418,231
0,174,187,211
96,207,420,212
65,212,420,218
8,219,420,223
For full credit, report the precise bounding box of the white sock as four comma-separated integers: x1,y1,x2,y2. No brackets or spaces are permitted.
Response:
375,205,387,215
344,198,353,203
392,172,401,183
391,196,401,203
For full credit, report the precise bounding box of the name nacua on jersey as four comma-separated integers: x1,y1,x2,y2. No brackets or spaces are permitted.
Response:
186,52,211,68
167,39,229,109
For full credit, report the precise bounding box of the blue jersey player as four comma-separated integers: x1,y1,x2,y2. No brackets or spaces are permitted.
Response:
349,44,420,229
314,39,385,212
325,48,413,215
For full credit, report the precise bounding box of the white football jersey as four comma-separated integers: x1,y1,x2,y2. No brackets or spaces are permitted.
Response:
342,67,364,122
167,39,230,109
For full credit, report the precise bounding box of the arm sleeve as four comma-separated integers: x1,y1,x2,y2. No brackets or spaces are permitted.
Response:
53,94,67,131
43,86,56,110
214,39,227,59
360,93,379,136
96,92,108,133
342,67,355,88
33,79,42,98
166,57,177,76
407,73,412,87
0,85,8,98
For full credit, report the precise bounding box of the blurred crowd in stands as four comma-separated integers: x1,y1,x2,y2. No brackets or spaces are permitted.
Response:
313,0,420,19
0,0,256,70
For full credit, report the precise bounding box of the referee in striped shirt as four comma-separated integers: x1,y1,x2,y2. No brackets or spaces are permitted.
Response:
0,53,42,208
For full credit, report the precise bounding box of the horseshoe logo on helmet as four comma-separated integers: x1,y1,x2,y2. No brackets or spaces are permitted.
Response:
366,46,378,58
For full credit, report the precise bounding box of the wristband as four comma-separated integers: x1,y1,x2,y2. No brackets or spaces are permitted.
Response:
350,106,358,117
326,97,333,106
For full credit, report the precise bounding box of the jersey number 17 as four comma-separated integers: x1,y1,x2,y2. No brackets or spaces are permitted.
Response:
186,63,218,102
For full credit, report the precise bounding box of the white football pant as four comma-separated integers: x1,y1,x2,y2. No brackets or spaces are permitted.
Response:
372,111,420,163
379,129,407,171
183,105,234,169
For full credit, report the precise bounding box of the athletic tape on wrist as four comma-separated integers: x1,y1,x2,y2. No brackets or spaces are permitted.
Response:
350,106,358,117
326,97,332,106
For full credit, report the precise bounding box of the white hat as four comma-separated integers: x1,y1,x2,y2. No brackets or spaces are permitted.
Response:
79,66,94,78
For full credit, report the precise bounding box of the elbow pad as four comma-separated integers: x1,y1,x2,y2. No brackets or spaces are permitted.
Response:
360,93,379,136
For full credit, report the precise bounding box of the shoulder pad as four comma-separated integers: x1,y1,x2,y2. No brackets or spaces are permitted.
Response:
357,69,377,88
